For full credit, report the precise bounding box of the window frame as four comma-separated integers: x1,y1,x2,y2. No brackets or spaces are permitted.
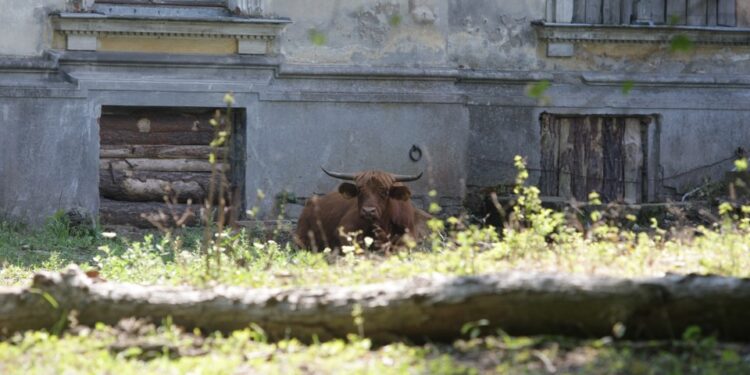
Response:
548,0,739,28
95,0,227,6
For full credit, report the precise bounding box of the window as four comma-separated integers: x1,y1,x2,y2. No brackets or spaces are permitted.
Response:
538,0,748,57
95,0,227,6
552,0,737,26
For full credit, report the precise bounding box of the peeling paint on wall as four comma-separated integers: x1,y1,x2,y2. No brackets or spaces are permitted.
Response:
0,0,65,56
551,43,750,74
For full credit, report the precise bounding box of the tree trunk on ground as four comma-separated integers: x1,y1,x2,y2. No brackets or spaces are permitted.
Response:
2,268,750,342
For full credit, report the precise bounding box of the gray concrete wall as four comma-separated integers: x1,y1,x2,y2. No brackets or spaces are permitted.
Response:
252,100,469,216
0,92,95,225
659,109,750,193
267,0,545,69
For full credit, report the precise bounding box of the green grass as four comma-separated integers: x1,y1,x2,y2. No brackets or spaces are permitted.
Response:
2,215,750,288
1,322,748,374
2,219,750,374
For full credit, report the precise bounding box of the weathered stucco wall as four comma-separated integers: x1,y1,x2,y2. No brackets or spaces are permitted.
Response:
267,0,545,69
659,109,750,193
0,0,65,56
551,43,750,75
253,100,469,216
0,95,97,225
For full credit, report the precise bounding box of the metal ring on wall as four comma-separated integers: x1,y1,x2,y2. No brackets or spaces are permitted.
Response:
409,145,422,162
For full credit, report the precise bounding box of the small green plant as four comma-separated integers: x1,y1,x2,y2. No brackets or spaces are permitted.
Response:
460,319,489,340
308,29,327,46
621,80,634,95
198,93,241,280
670,34,693,53
44,210,72,240
389,14,402,26
503,155,566,251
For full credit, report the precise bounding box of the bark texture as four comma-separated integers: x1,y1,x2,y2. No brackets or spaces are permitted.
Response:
99,170,217,203
2,268,750,342
99,199,200,228
100,145,219,160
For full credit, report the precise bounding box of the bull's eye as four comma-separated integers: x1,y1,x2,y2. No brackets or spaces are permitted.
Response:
379,189,388,198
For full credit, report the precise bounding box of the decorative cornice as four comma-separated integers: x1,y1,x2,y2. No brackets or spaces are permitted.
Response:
50,11,289,54
533,21,750,46
48,50,282,67
52,13,288,38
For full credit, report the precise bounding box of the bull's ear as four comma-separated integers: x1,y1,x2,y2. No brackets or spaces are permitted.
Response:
389,185,411,201
338,183,358,198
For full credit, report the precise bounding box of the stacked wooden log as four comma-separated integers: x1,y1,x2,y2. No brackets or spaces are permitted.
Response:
99,108,229,228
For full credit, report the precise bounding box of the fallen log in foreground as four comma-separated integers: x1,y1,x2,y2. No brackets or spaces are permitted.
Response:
1,267,750,342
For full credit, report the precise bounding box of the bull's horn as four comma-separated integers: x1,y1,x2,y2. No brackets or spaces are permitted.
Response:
321,167,356,181
392,172,423,182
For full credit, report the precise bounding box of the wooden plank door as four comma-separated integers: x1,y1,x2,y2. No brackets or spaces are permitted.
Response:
540,115,648,203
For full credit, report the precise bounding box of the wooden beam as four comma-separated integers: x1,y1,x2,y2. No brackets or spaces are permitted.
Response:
539,114,560,197
99,170,220,203
558,118,573,200
567,117,587,202
585,117,604,198
100,158,227,172
99,199,200,228
99,113,216,133
623,119,644,204
100,130,214,146
100,145,220,159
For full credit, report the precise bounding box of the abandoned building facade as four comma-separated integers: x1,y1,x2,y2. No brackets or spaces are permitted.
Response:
1,0,749,226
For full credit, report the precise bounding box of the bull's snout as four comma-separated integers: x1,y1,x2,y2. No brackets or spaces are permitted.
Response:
360,206,378,220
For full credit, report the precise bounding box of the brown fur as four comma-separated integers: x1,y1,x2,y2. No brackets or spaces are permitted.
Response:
294,170,428,251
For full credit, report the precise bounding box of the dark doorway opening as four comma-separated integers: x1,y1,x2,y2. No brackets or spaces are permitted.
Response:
540,113,651,203
98,106,245,228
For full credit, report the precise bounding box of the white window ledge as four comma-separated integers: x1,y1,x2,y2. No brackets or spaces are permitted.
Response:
533,21,750,46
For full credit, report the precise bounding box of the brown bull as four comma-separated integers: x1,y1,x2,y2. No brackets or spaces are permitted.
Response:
294,168,429,251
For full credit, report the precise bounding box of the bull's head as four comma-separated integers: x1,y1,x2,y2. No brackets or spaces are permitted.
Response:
322,168,422,222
